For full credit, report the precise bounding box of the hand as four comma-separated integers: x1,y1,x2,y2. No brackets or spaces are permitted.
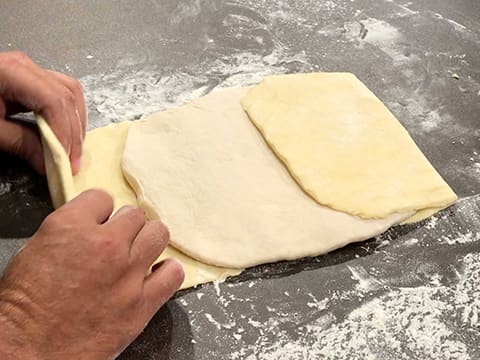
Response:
0,51,86,174
0,190,184,359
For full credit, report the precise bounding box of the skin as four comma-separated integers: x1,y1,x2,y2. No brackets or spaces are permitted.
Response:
0,51,85,174
0,52,185,359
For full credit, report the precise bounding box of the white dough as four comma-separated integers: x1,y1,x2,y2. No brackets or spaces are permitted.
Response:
123,87,410,269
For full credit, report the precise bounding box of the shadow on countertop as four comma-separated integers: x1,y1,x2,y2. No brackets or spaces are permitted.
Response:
0,151,53,238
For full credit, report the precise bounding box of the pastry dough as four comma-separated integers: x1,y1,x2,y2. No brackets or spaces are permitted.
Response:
38,118,76,209
241,73,457,222
38,116,241,290
39,73,456,279
122,87,410,269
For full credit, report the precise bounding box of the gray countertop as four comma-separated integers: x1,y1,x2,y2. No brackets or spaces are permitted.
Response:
0,0,479,359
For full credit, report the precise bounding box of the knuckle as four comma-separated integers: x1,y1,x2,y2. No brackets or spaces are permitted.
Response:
8,130,38,161
125,207,146,225
0,52,30,74
7,51,29,64
61,76,83,95
41,211,66,232
60,87,75,106
129,284,144,302
88,188,114,205
70,78,84,95
7,133,26,157
47,88,75,111
126,289,143,309
92,231,117,254
0,53,25,73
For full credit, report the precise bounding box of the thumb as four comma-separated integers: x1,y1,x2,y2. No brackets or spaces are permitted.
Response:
0,119,45,174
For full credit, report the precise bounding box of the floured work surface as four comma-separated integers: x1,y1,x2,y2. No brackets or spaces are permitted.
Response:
156,195,480,360
6,1,478,358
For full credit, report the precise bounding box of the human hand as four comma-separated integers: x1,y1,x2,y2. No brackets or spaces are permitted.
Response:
0,51,86,174
0,189,184,359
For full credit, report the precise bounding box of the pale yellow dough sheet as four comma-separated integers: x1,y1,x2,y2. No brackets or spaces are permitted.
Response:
38,116,241,290
241,73,457,222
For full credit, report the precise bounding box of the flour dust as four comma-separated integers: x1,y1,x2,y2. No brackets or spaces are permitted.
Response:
223,251,480,360
80,48,310,129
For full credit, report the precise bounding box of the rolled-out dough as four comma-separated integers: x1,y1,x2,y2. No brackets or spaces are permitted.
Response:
241,73,457,222
38,116,241,290
40,73,456,281
122,87,410,269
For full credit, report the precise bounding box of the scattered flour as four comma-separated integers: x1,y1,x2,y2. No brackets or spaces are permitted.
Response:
81,48,309,129
205,313,236,330
0,182,12,196
387,91,452,134
343,17,411,64
454,254,480,328
306,294,329,310
419,110,443,132
230,252,480,359
426,216,438,229
474,163,480,174
433,13,468,32
441,232,479,246
347,264,383,292
404,238,419,246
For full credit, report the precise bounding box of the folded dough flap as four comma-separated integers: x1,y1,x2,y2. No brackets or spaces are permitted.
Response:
241,73,457,222
37,115,77,208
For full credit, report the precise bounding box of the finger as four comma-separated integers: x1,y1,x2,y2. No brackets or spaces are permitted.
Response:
60,189,114,224
130,220,170,271
143,259,184,314
0,119,44,174
0,97,5,118
47,71,86,172
46,70,87,140
0,53,74,168
102,206,147,247
42,77,81,174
